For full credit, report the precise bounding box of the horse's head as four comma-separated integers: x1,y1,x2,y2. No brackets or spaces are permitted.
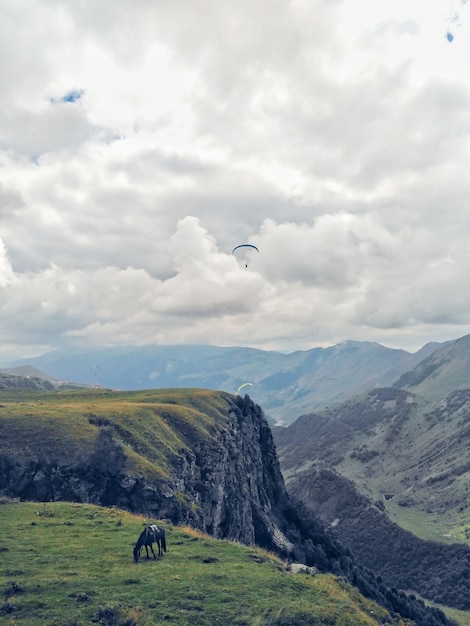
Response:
133,545,141,562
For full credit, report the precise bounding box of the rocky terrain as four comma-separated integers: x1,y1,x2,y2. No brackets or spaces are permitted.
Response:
0,387,455,625
272,336,470,618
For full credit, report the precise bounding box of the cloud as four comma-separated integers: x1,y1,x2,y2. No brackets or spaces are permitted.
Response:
1,0,470,360
256,214,398,287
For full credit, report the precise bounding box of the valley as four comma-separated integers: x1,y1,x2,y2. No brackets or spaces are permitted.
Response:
0,386,460,625
2,334,470,624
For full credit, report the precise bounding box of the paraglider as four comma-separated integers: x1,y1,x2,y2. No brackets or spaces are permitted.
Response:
237,382,253,395
91,365,101,388
232,244,259,268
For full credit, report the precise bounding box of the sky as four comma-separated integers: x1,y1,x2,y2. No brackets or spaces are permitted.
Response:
1,0,470,362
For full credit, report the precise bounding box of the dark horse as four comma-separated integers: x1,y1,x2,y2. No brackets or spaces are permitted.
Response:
133,524,167,562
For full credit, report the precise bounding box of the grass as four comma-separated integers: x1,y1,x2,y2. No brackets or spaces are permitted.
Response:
0,500,392,626
385,498,470,546
0,388,233,479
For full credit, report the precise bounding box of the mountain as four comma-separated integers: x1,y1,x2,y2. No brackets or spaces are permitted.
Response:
274,384,470,538
394,332,470,400
272,336,470,616
0,386,455,626
7,338,446,424
287,466,470,613
0,372,55,391
0,365,87,391
274,335,470,537
0,365,59,380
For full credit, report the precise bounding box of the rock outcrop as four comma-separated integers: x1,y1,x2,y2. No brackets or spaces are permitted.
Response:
0,393,457,626
0,396,295,556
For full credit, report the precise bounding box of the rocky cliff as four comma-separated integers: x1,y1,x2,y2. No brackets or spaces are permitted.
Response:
0,394,294,556
0,390,457,626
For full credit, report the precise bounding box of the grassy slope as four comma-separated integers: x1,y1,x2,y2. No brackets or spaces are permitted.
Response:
0,500,393,626
0,388,233,479
276,388,470,546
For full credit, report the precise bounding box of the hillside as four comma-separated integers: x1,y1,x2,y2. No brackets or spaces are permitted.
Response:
274,335,470,541
286,466,470,615
0,365,60,381
273,337,470,618
7,339,445,424
0,387,455,626
274,386,470,544
0,365,86,391
0,500,402,626
394,333,470,401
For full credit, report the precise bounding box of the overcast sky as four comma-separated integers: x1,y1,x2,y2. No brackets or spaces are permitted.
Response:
1,0,470,361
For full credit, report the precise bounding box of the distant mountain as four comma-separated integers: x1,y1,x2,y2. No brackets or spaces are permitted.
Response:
0,365,86,391
0,372,55,391
394,333,470,400
0,365,59,381
7,338,447,424
272,335,470,614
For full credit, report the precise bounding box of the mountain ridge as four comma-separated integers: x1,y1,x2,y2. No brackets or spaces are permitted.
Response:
272,336,470,618
5,337,450,424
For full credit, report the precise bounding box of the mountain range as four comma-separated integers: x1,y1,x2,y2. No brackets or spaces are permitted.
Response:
272,334,470,621
2,334,470,622
4,338,449,425
273,334,470,540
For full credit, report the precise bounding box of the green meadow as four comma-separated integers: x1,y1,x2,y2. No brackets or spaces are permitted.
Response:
0,500,392,626
0,387,233,480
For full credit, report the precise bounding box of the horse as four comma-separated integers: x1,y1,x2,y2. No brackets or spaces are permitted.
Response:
133,524,167,562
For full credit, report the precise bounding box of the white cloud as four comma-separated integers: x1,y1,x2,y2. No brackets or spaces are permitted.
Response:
1,0,470,360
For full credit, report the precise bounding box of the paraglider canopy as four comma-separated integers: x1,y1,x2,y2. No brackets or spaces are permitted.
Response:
237,382,253,395
232,244,259,268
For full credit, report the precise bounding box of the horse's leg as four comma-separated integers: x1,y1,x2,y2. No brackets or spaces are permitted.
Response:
145,545,151,559
149,543,157,560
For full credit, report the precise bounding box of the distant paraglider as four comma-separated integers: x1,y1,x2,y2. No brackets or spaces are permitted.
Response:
237,382,253,395
232,244,259,268
91,365,101,388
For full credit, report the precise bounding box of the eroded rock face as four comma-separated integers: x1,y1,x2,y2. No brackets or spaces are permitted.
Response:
0,396,459,624
178,398,290,545
0,396,295,556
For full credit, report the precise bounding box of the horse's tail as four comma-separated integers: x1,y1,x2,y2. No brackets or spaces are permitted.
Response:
161,529,167,553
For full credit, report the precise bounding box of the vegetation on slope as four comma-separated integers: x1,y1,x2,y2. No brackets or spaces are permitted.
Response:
0,373,55,391
287,467,470,613
0,500,395,626
274,387,470,543
0,387,232,479
0,388,459,626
